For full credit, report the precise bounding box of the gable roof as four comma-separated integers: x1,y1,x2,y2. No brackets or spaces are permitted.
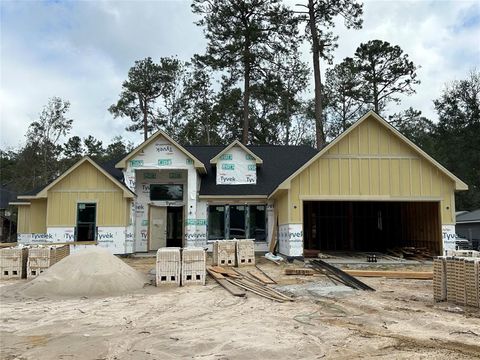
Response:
115,129,206,173
210,140,263,165
456,209,480,223
185,145,317,196
17,157,135,200
270,110,468,198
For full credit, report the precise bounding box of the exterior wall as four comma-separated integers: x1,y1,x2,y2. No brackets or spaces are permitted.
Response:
47,161,128,227
122,134,201,251
276,115,459,256
216,146,257,185
30,199,47,233
17,205,31,234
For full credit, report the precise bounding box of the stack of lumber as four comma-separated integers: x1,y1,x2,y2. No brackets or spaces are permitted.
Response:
387,247,432,260
156,248,181,286
182,247,206,285
434,256,479,308
309,259,375,291
27,244,70,278
213,240,237,266
236,239,255,266
344,270,433,280
0,247,28,279
284,268,316,276
207,265,293,302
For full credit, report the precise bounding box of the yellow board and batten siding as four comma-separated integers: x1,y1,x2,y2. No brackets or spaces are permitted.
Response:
47,161,130,227
286,115,458,225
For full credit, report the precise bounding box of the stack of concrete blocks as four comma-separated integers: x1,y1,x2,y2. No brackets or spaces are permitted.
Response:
0,247,28,279
182,247,206,285
445,257,457,303
156,247,181,286
433,254,479,308
213,240,237,266
236,239,255,266
27,244,70,278
433,257,447,302
465,259,479,308
454,258,467,305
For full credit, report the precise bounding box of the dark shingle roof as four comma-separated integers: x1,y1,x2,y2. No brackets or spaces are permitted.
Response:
456,209,480,223
0,187,17,209
184,145,318,196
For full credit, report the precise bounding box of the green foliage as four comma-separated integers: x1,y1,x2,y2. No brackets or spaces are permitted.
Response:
352,40,420,113
433,70,480,210
192,0,300,144
109,57,183,141
324,57,367,138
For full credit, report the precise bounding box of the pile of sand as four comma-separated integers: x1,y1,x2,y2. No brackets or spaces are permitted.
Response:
21,247,148,297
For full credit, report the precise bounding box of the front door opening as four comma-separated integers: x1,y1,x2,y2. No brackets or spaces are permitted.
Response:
76,203,96,241
167,206,183,247
149,206,167,251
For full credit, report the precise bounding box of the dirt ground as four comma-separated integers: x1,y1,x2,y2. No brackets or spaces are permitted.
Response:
1,256,480,360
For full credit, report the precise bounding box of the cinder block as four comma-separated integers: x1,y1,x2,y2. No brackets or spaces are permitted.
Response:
156,247,181,286
433,257,447,302
182,247,206,285
27,245,70,278
236,239,255,266
0,247,28,279
213,240,236,266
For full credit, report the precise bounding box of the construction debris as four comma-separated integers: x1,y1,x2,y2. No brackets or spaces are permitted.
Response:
206,265,292,302
206,267,245,297
387,247,432,260
309,259,375,291
284,268,316,276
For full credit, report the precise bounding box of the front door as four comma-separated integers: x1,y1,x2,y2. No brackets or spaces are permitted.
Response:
149,206,167,250
167,206,183,247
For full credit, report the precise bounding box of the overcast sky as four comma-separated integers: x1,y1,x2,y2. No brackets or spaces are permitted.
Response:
1,0,479,150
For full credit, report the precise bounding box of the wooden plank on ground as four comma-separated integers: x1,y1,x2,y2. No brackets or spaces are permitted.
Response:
285,268,315,276
206,268,246,296
344,270,433,280
248,271,276,285
208,266,242,278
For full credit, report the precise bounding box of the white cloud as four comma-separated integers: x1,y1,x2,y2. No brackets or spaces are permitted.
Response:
1,0,479,149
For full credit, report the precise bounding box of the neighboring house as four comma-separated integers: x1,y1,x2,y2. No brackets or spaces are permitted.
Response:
0,186,17,242
10,111,468,256
456,209,480,250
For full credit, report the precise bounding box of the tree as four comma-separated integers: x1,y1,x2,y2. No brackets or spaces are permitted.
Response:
388,107,435,154
433,70,480,210
324,57,366,138
109,57,182,141
192,0,300,144
103,136,134,163
83,136,104,159
177,59,220,145
295,0,363,149
27,97,73,182
352,40,420,114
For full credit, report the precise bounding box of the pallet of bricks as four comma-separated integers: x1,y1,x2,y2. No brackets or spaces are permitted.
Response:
27,244,70,278
433,250,479,308
156,247,181,286
182,248,206,285
213,240,236,266
0,247,28,280
236,239,255,266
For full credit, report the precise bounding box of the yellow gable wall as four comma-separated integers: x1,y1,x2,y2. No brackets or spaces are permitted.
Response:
47,161,130,227
17,205,31,233
288,115,456,224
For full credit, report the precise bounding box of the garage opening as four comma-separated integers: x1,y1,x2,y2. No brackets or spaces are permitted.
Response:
303,201,441,256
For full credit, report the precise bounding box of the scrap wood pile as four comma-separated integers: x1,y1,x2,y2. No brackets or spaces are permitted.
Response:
309,259,375,291
387,247,432,260
206,265,293,302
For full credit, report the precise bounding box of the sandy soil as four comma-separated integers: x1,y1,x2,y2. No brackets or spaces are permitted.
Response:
1,257,479,360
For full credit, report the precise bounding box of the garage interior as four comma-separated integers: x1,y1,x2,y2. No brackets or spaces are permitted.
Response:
303,201,442,256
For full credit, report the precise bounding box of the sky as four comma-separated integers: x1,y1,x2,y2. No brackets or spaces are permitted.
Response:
0,0,479,150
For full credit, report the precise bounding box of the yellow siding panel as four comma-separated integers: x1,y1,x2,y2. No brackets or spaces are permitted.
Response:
30,199,47,233
310,161,319,195
400,159,411,196
339,159,350,195
277,191,289,225
411,159,421,196
291,178,301,222
329,159,340,194
350,159,360,195
370,159,380,196
359,159,369,195
358,123,369,154
17,205,31,233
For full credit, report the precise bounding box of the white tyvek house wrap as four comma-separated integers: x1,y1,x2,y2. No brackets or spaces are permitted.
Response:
216,146,257,185
122,134,204,251
278,224,303,257
442,224,456,254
